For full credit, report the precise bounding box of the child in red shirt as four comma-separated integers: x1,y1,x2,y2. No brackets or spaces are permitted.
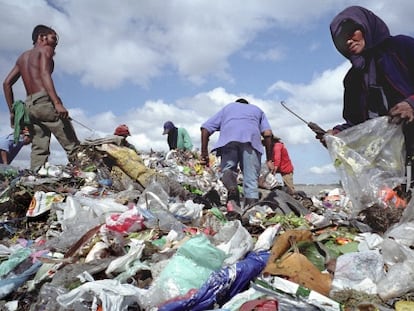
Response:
271,136,295,194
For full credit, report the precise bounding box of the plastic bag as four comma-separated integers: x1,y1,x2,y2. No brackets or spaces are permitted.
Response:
136,181,186,235
258,165,280,190
0,260,42,299
56,279,142,311
158,251,270,311
213,220,254,265
105,204,145,234
377,259,414,300
26,191,65,217
326,116,405,216
137,234,226,309
330,250,385,295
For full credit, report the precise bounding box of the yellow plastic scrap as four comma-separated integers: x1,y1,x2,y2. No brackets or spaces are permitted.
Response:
100,143,155,187
193,163,204,175
395,300,414,311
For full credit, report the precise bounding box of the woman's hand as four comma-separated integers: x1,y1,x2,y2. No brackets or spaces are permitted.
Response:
389,101,414,124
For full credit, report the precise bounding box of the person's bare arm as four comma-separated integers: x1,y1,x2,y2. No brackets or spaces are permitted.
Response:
3,65,21,128
0,150,8,164
262,129,274,171
200,127,211,165
39,47,68,118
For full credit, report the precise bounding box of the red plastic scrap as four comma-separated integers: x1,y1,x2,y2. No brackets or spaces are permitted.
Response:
378,187,407,208
239,298,278,311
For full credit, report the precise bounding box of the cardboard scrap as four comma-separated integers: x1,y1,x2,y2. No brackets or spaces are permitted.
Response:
264,251,331,296
263,229,332,296
264,229,312,264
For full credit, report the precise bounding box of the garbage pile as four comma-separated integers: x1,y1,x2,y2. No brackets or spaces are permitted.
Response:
0,130,413,311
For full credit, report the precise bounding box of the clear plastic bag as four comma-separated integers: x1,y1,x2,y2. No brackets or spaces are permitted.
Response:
326,116,405,216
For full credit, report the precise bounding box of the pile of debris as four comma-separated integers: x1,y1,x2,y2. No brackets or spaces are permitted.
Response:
0,135,413,311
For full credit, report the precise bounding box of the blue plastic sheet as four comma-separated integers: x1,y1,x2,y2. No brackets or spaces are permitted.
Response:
0,260,42,299
158,251,270,311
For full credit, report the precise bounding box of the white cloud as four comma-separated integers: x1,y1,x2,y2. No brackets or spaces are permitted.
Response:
309,163,336,175
2,0,413,185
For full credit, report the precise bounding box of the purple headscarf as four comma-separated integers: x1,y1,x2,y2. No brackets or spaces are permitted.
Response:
330,6,390,77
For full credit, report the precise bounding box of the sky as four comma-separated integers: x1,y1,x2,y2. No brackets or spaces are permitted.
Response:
1,0,413,185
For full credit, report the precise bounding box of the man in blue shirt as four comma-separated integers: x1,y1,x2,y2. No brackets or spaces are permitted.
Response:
0,130,32,165
200,98,274,208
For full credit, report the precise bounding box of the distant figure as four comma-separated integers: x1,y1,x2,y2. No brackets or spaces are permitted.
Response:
200,98,274,207
270,136,295,194
3,24,79,171
113,124,138,152
0,129,32,165
162,121,193,151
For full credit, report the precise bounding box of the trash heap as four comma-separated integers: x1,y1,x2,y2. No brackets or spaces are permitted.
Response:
0,124,413,311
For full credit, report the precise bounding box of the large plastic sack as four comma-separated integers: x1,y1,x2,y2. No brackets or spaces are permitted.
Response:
325,116,405,216
99,143,155,187
137,234,226,309
158,251,270,311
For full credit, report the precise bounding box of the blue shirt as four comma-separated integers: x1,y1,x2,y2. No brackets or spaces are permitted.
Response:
0,133,25,164
201,102,271,154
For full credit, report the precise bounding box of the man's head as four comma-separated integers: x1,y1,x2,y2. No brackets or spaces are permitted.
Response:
114,124,131,137
163,121,175,135
32,24,58,47
21,127,32,145
235,98,249,104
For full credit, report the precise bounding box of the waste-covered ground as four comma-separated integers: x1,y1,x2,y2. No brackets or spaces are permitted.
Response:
0,135,413,311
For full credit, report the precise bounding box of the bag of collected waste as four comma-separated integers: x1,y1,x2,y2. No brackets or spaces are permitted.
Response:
325,116,405,216
158,251,270,311
138,234,226,309
100,143,156,187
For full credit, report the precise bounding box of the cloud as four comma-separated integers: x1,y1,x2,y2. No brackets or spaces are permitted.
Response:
309,163,336,175
2,0,412,185
0,0,351,91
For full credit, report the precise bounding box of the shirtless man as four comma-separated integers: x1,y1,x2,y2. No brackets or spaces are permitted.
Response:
3,25,79,171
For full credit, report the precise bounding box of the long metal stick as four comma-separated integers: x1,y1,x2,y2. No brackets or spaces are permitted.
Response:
280,101,309,125
69,117,95,132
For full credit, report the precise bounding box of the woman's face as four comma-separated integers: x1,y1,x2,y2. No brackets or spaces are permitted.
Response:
345,29,365,55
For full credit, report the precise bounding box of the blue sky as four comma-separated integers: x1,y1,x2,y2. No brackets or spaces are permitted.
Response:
1,0,413,185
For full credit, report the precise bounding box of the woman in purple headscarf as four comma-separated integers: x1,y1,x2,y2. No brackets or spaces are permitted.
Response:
326,5,414,178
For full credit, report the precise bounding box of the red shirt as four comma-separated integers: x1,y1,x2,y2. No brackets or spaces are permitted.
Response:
272,142,293,174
